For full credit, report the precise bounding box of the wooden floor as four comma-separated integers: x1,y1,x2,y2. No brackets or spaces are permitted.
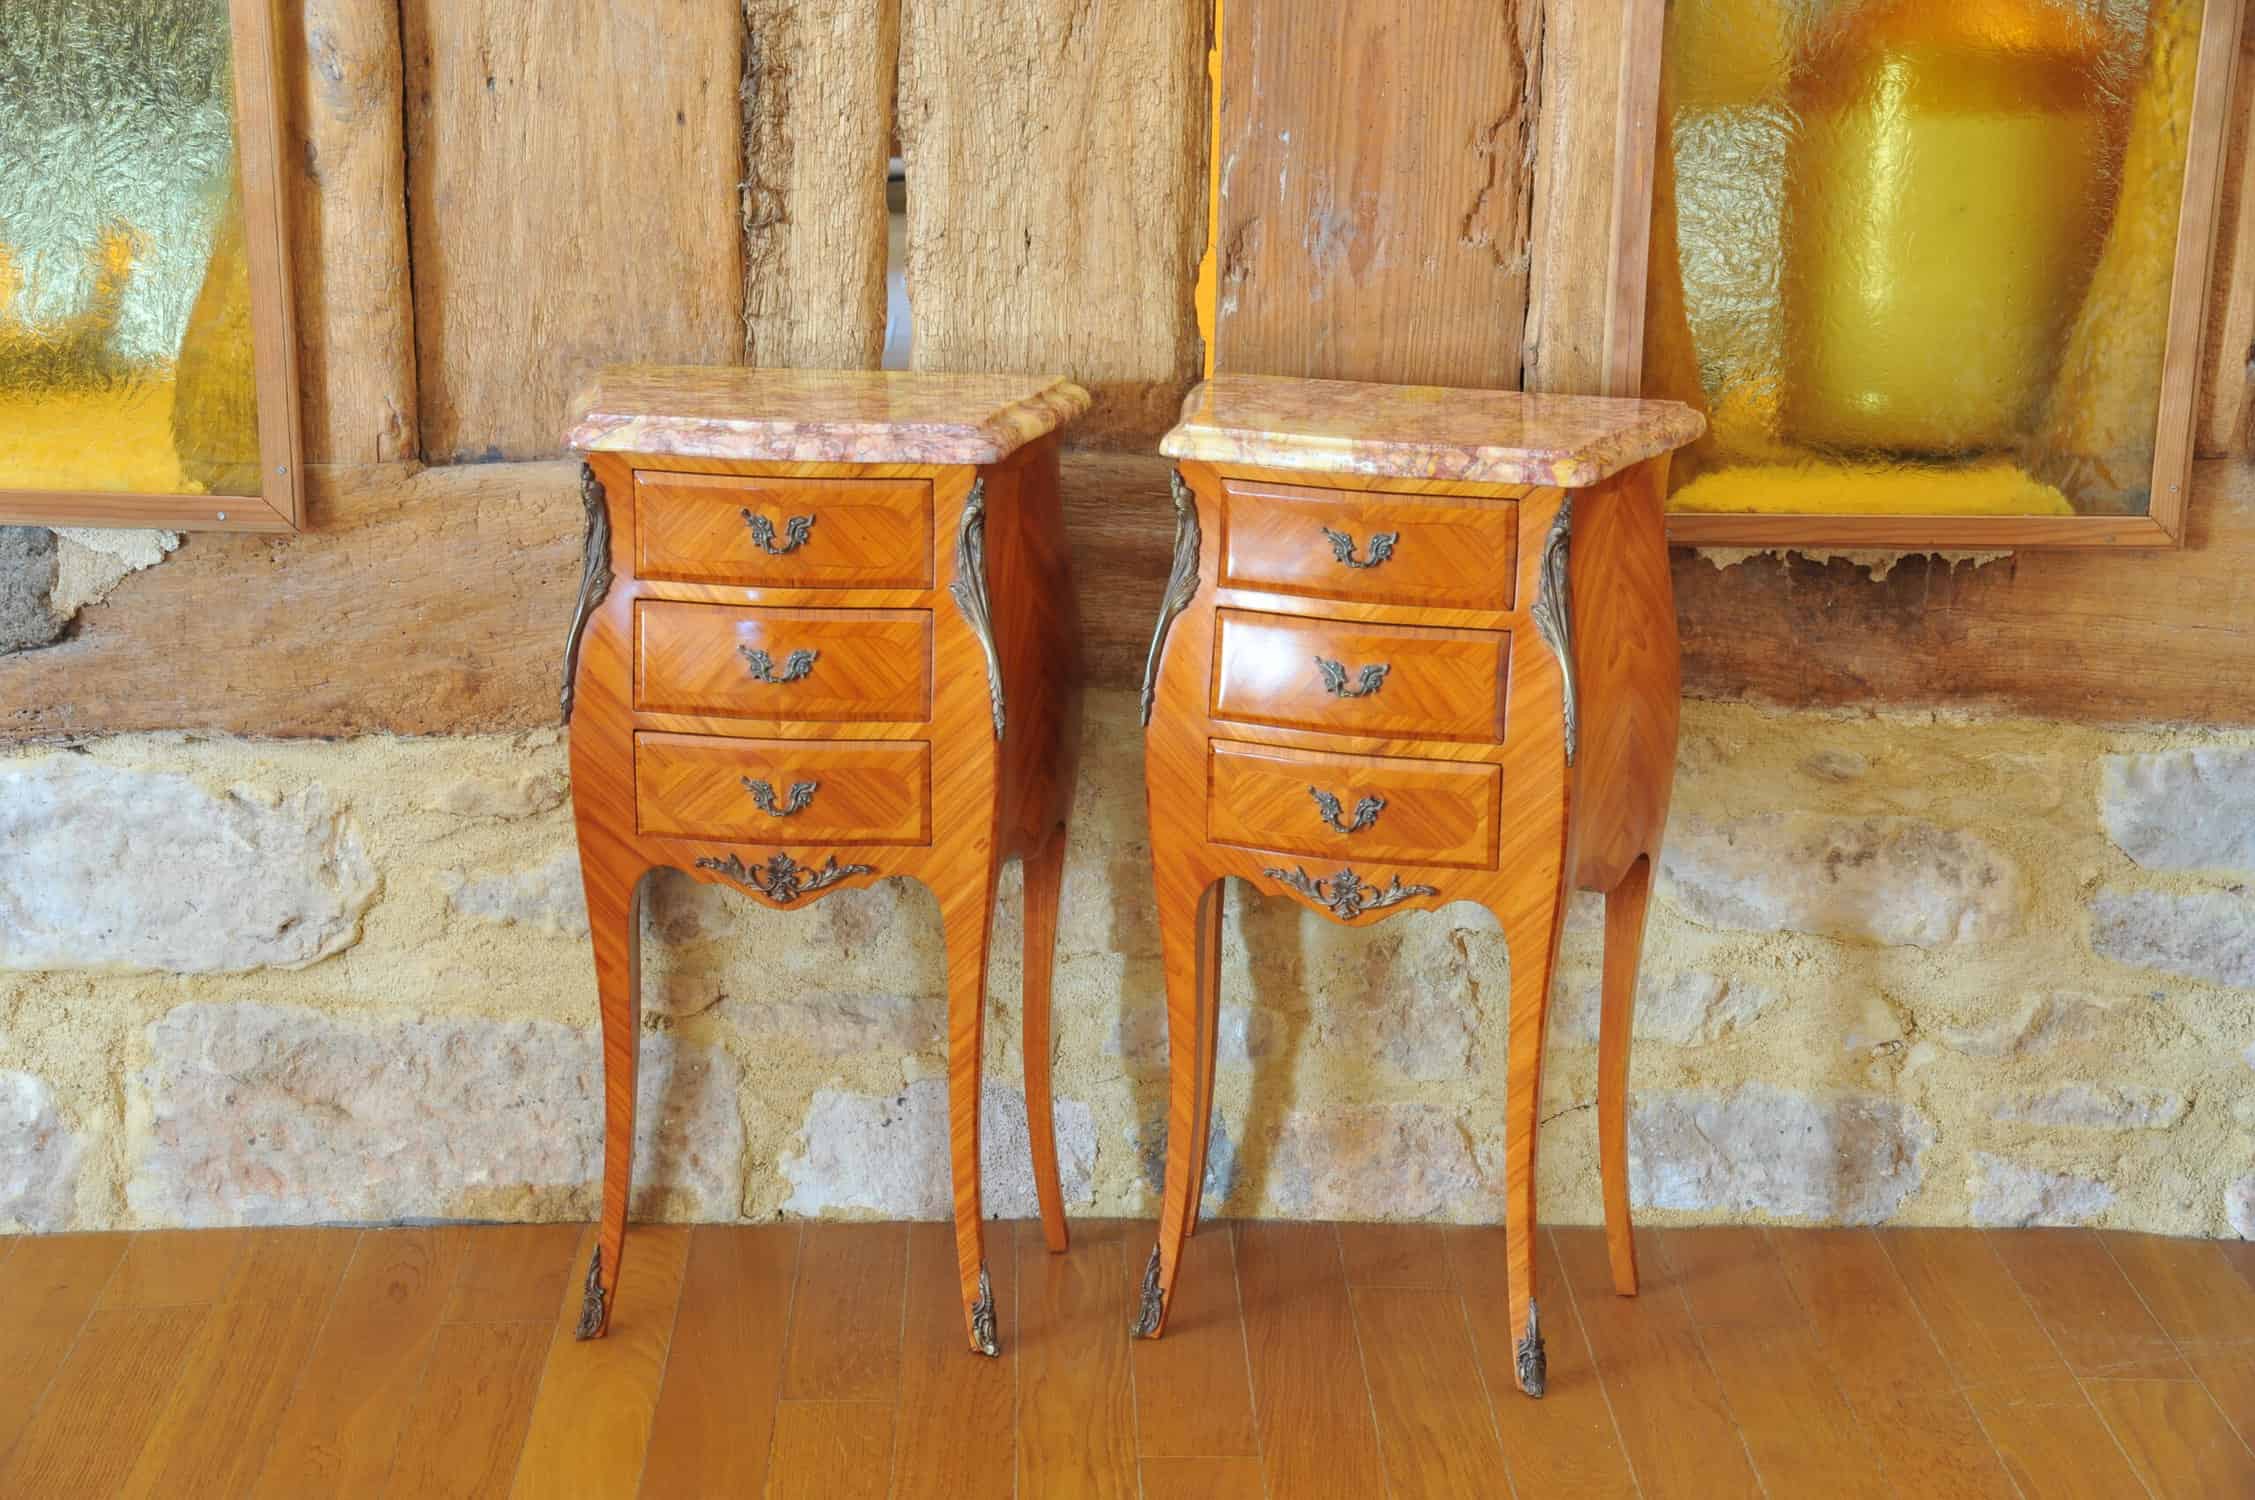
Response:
0,1221,2249,1498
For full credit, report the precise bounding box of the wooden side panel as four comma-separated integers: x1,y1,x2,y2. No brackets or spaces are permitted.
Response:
401,2,744,461
897,0,1206,447
1212,0,1543,388
742,0,896,369
282,0,415,464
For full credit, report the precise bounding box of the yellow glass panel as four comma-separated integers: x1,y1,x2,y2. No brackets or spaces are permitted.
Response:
0,0,261,497
1649,0,2200,519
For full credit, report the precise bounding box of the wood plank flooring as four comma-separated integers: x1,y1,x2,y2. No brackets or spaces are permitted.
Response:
0,1222,2246,1497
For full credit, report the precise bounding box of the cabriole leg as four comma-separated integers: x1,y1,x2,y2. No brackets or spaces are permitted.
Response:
577,856,645,1341
1022,824,1071,1253
940,869,1001,1355
1135,869,1216,1339
1599,853,1656,1298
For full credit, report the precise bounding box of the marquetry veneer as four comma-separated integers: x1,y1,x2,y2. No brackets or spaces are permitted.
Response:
563,366,1090,1357
1135,374,1705,1397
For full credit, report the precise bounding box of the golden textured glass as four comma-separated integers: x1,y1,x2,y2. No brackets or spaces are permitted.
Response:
0,0,260,497
1648,0,2201,519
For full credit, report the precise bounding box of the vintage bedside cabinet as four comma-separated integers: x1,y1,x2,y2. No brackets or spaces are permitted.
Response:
1135,374,1704,1396
563,366,1089,1356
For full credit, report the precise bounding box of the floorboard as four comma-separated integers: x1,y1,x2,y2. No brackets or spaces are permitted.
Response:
1235,1220,1389,1500
1556,1225,1759,1499
0,1220,2235,1497
1456,1226,1638,1500
1016,1217,1138,1500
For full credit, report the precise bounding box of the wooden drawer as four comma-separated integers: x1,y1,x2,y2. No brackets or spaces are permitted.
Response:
1207,739,1500,870
1220,478,1518,610
1209,609,1508,743
634,470,933,588
634,602,931,723
636,733,930,845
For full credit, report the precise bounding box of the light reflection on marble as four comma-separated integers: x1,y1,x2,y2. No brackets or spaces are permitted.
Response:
566,366,1092,464
1160,374,1707,488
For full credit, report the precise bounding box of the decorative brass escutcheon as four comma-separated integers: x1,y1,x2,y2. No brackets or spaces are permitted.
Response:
740,646,818,683
742,777,817,817
740,510,815,554
1314,655,1389,699
1309,785,1384,834
1321,525,1397,569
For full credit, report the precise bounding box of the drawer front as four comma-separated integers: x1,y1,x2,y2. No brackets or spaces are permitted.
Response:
636,733,930,845
1221,478,1518,610
1208,739,1500,870
1210,609,1507,743
635,471,933,588
635,602,932,723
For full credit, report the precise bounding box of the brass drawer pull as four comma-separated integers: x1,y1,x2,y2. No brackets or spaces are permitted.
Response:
1314,655,1390,699
1309,785,1384,835
741,777,817,817
740,509,816,555
1322,526,1397,570
740,646,819,683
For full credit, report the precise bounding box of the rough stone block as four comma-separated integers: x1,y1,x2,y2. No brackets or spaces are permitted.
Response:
1992,1083,2186,1131
0,527,63,653
2100,749,2255,874
1969,1152,2117,1227
130,1002,741,1225
0,760,376,973
420,770,569,821
2090,887,2255,989
1939,992,2122,1057
1265,1103,1481,1219
1133,1109,1240,1207
2230,1175,2255,1240
728,991,939,1056
443,848,588,938
1555,970,1780,1048
1662,814,2024,947
778,1079,1096,1219
1109,1003,1274,1067
1628,1084,1932,1223
1,1070,83,1231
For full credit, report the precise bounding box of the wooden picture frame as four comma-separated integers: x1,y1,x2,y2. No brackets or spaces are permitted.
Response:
0,0,304,532
1607,0,2245,550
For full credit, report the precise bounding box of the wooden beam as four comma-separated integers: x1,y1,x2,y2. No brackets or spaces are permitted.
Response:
742,0,896,370
1211,0,1543,390
2199,3,2255,457
0,463,581,743
897,0,1207,447
282,0,416,465
400,2,745,462
1521,0,1627,395
1674,458,2255,725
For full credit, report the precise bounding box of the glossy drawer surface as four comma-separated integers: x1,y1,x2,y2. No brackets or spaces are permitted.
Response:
634,602,932,722
1209,608,1508,743
634,470,933,588
635,733,930,845
1207,738,1499,870
1220,478,1518,610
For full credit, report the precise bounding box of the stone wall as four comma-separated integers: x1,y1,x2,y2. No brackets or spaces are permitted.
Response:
3,689,2248,1238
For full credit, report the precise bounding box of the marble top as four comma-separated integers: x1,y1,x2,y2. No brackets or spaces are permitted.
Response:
1160,375,1707,488
565,366,1092,464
